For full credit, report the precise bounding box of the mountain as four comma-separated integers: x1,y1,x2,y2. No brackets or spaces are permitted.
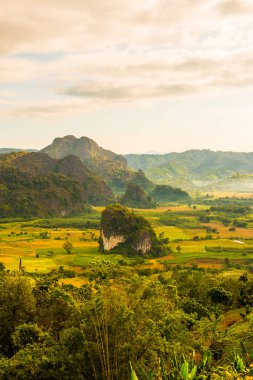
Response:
2,152,114,206
41,135,132,191
125,150,253,190
120,182,155,209
130,169,155,193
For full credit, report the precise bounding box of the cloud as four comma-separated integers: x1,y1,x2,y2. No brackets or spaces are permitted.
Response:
62,82,198,101
8,99,93,118
0,0,214,55
217,0,253,16
1,0,253,119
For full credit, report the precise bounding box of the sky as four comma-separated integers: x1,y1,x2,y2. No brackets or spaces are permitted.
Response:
1,0,253,154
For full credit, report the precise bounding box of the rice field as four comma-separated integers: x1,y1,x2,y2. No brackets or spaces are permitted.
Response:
1,203,253,273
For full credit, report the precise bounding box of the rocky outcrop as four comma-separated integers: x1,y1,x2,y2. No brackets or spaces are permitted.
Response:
100,204,167,257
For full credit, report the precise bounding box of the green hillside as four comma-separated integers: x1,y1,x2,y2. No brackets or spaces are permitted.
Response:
0,166,87,218
0,151,117,217
2,152,114,206
125,150,253,190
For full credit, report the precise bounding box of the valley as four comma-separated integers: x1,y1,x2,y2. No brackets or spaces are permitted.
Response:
1,136,253,379
2,201,253,276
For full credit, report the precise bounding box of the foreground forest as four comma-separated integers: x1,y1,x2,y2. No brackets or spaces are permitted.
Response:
0,262,253,379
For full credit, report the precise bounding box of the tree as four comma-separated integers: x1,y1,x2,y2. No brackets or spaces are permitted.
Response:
0,276,35,355
12,324,43,350
207,287,232,305
224,257,231,267
176,245,182,254
62,240,73,254
0,262,5,271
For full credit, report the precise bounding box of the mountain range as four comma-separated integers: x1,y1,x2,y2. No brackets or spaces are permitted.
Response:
0,148,37,154
125,150,253,191
2,137,253,217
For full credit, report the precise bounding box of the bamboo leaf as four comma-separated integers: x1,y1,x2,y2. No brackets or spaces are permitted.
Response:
180,361,189,380
130,362,139,380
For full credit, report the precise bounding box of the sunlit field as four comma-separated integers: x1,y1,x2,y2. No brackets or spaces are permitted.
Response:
1,201,253,275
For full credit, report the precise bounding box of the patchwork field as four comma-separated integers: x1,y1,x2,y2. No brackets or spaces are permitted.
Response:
1,201,253,274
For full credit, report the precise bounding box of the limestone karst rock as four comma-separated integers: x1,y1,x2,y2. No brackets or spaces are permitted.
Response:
99,204,167,257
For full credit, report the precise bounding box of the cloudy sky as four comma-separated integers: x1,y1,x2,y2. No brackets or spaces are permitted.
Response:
1,0,253,153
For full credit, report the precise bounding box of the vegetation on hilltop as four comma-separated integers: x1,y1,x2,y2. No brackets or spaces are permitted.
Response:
130,169,155,193
120,182,156,209
0,148,37,154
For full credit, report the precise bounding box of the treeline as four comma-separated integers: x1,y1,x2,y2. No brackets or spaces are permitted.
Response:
209,205,251,214
205,246,253,253
0,264,252,379
151,185,190,203
22,216,100,229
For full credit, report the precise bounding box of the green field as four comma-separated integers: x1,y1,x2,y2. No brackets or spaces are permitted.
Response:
1,202,253,274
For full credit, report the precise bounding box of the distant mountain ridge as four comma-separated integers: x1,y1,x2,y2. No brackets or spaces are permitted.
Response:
0,148,37,154
125,149,253,190
3,140,253,192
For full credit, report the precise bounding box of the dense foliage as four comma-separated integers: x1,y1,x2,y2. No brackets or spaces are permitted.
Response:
0,265,252,379
0,151,114,208
0,166,87,218
151,185,190,203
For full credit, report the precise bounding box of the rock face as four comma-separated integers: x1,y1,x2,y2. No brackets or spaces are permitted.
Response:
100,204,166,257
101,231,126,251
133,234,152,253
